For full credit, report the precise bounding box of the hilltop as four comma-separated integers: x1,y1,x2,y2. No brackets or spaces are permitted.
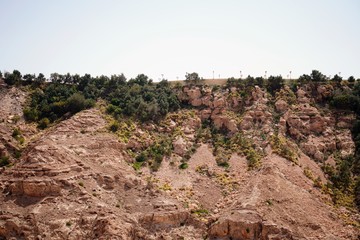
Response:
0,70,359,239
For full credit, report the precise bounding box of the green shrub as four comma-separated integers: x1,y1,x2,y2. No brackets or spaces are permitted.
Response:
23,107,39,121
136,152,147,162
109,121,119,132
133,161,143,171
191,208,209,216
270,134,298,164
179,162,188,169
14,150,22,159
331,94,359,111
12,128,21,138
38,118,50,129
0,156,10,167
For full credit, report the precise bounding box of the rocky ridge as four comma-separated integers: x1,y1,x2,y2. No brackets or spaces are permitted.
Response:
0,83,359,239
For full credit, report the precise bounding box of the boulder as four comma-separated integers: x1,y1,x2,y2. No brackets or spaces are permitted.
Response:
173,136,187,156
140,211,190,231
275,99,288,113
208,209,292,240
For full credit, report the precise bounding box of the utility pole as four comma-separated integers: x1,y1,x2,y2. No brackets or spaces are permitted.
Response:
290,71,292,80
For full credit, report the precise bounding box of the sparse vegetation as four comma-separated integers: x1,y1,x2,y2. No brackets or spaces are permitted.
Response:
270,134,298,164
179,162,188,169
191,208,209,216
0,156,10,167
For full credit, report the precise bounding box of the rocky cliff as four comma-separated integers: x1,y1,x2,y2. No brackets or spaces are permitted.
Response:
0,83,359,239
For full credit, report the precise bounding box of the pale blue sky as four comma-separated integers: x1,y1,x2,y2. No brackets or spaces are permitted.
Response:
0,0,359,80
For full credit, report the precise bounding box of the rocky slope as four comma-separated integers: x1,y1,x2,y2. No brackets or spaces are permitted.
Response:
0,83,359,239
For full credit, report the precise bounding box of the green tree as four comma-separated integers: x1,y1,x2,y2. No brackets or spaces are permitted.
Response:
66,93,93,114
38,118,50,129
34,73,46,87
4,70,22,85
0,70,2,78
298,74,312,85
310,70,327,82
348,76,355,83
331,74,342,84
266,75,284,95
23,74,35,85
128,74,150,86
185,72,203,85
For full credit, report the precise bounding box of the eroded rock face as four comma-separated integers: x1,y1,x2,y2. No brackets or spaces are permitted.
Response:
275,99,288,113
173,136,188,156
209,209,292,240
7,179,61,197
0,84,359,240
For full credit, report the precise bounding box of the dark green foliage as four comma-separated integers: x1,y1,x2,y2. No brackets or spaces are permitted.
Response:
38,118,50,129
0,156,10,167
330,155,353,190
12,128,21,138
23,74,35,85
298,70,327,85
135,138,173,172
179,162,188,169
0,70,2,78
4,70,22,85
311,70,327,82
348,76,355,83
24,107,39,122
217,161,229,168
266,75,284,95
106,76,180,122
185,72,203,85
66,93,95,114
14,150,22,159
135,152,147,162
298,74,312,84
331,74,342,85
109,121,119,132
330,94,359,112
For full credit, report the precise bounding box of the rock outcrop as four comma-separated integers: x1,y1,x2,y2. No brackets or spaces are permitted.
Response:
0,84,358,239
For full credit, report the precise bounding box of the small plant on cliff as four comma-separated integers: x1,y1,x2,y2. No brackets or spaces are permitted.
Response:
108,120,119,132
179,162,188,169
191,208,209,216
270,134,298,164
132,161,143,171
0,156,10,167
38,118,50,129
12,128,21,138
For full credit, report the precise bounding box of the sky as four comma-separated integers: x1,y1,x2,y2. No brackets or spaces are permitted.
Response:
0,0,359,81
